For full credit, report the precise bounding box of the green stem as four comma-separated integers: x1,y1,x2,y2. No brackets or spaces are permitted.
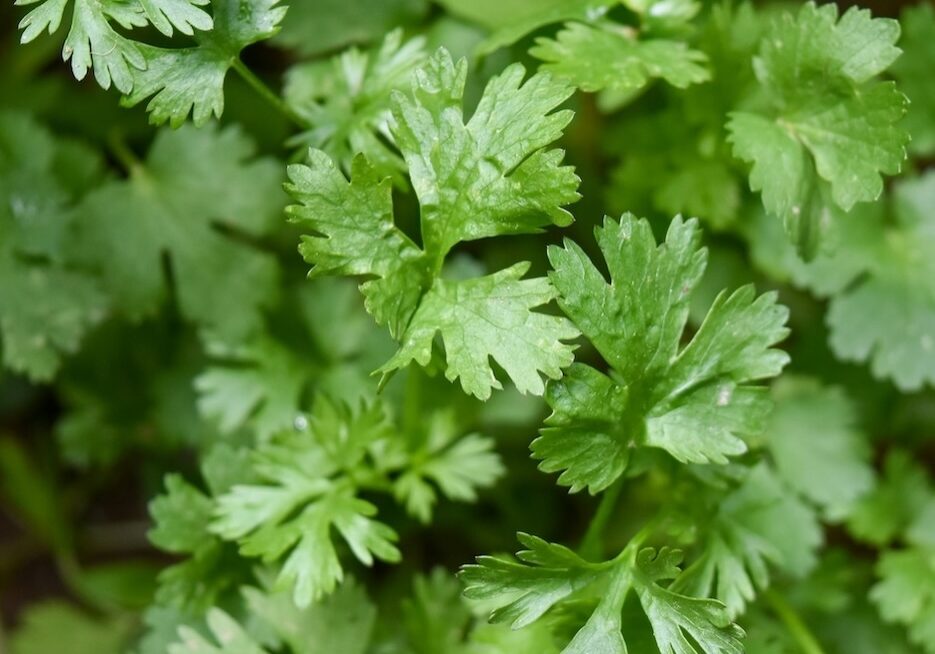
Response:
764,588,827,654
107,133,143,176
578,477,625,560
231,59,308,129
56,551,113,613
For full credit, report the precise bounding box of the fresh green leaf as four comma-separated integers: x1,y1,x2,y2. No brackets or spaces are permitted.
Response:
871,548,935,654
676,464,822,616
10,601,131,654
530,22,709,94
393,411,504,522
242,578,376,654
71,123,283,340
765,377,874,520
210,398,401,606
379,264,579,400
891,4,935,156
0,111,107,380
285,30,426,186
169,608,268,654
462,535,745,654
120,0,286,126
728,2,908,257
848,451,932,546
287,48,580,398
535,214,789,493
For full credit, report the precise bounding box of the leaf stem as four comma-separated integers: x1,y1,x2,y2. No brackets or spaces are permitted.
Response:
763,588,827,654
231,58,309,129
578,477,625,560
107,132,143,176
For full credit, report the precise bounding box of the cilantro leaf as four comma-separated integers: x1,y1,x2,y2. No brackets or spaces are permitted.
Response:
848,451,932,547
70,124,283,340
285,30,426,186
461,535,744,653
15,0,214,93
392,412,504,523
16,0,147,92
535,214,789,493
474,0,615,55
379,264,579,400
170,608,267,654
0,111,107,380
149,474,215,554
728,2,908,257
287,48,580,399
825,173,935,390
121,0,287,126
195,336,309,439
765,377,874,520
138,0,213,36
9,601,131,654
286,151,426,338
892,4,935,156
871,548,935,654
676,464,822,616
746,171,935,391
242,578,376,654
272,0,428,57
632,548,745,654
391,50,578,259
210,398,401,607
530,22,709,94
148,470,241,612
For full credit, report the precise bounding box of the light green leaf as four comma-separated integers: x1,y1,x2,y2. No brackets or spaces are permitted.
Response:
676,465,822,616
149,474,215,554
892,4,935,156
70,123,283,340
766,377,874,519
169,608,268,654
242,578,376,654
394,412,504,522
728,2,908,257
848,451,932,546
462,537,744,654
530,22,709,94
139,0,212,36
0,111,106,380
286,151,427,338
634,548,745,654
285,30,426,186
210,399,400,607
871,548,935,654
10,601,131,654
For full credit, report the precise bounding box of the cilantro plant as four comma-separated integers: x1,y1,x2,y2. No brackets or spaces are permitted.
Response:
2,2,934,654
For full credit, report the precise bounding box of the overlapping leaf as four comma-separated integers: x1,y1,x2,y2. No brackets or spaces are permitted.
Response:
285,30,426,185
461,534,744,654
0,111,107,380
210,398,400,607
70,123,283,340
287,48,580,399
121,0,287,126
675,465,822,616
